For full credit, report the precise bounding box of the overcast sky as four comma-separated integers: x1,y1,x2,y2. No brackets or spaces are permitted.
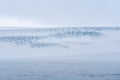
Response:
0,0,120,27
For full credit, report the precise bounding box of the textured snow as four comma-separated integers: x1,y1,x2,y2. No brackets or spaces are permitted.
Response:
0,27,120,80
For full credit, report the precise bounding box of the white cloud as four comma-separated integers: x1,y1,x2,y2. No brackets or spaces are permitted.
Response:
0,15,48,28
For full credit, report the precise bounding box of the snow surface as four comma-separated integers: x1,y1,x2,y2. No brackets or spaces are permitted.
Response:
0,27,120,80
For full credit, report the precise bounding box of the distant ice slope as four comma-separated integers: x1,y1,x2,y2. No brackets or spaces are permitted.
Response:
0,27,120,59
0,27,119,48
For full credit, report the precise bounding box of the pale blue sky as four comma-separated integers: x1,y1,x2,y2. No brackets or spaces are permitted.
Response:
0,0,120,27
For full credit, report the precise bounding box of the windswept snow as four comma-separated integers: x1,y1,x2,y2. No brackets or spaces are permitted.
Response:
0,27,120,80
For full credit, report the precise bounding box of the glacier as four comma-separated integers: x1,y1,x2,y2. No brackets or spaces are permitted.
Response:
0,27,120,80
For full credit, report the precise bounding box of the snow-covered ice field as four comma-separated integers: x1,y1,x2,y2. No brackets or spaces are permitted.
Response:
0,27,120,80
